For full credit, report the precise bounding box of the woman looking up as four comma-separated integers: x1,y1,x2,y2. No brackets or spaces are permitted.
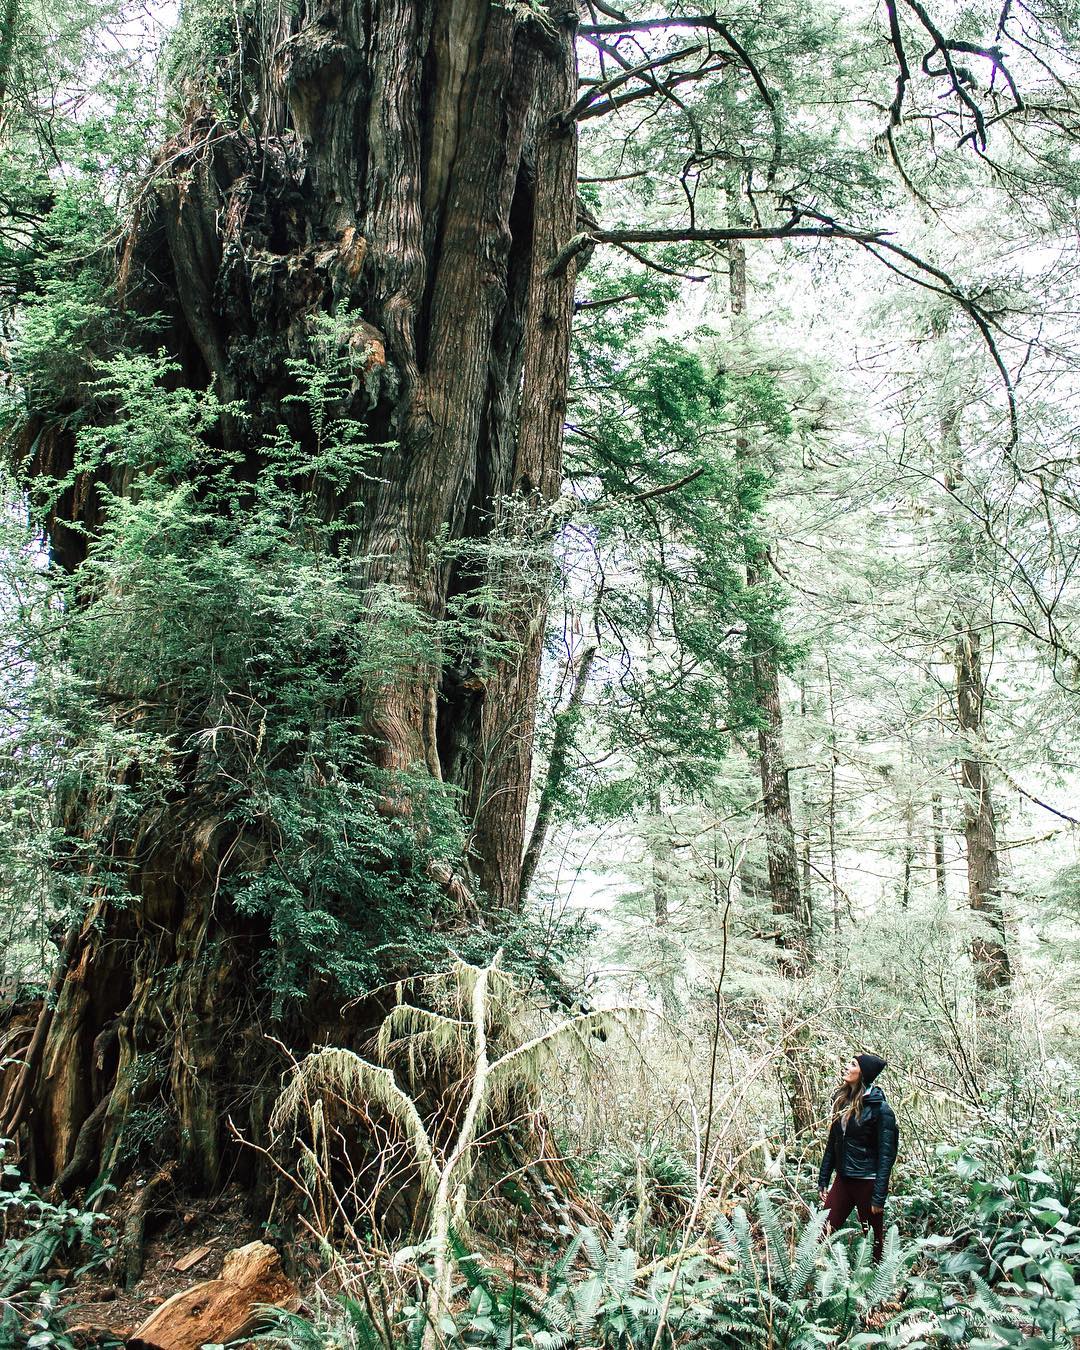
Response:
818,1052,898,1260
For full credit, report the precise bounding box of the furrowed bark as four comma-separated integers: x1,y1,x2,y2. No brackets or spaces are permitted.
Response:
467,3,582,911
5,0,584,1198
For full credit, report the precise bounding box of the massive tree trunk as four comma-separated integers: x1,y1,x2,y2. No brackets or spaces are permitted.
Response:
954,624,1011,990
728,240,807,968
4,0,583,1193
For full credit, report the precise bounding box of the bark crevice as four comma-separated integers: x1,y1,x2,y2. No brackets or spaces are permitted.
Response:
5,0,584,1197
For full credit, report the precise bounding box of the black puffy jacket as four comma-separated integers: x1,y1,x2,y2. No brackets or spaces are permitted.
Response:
818,1084,898,1209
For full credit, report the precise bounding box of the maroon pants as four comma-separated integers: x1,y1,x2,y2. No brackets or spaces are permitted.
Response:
824,1176,883,1260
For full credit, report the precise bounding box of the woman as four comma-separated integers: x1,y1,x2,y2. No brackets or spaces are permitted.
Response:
817,1052,898,1260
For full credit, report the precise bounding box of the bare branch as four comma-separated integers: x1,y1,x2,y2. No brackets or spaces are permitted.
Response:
564,42,705,123
593,222,889,245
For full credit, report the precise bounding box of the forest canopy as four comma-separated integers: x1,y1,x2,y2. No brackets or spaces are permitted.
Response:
1,0,1080,1345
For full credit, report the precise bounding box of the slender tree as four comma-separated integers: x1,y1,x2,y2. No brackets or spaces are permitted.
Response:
954,624,1011,988
729,238,806,964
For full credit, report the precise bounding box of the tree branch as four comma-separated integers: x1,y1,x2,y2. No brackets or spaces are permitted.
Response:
629,466,707,502
593,222,890,245
578,212,1020,454
577,13,777,112
566,42,705,123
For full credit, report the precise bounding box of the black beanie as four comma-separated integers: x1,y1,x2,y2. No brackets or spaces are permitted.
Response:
856,1053,887,1085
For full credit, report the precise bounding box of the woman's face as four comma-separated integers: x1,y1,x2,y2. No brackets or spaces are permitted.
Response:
843,1058,862,1086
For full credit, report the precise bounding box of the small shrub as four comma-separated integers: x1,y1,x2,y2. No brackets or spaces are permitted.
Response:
597,1139,696,1228
0,1143,114,1347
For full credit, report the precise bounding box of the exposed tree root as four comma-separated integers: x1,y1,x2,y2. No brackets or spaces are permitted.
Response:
116,1165,177,1291
51,1092,112,1200
0,923,79,1140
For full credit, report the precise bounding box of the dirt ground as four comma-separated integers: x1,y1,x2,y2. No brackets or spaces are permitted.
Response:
60,1183,264,1346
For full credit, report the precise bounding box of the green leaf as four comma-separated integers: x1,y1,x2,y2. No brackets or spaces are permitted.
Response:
1043,1260,1076,1297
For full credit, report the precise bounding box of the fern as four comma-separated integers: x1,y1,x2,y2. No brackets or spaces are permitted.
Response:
968,1268,1009,1317
827,1239,851,1287
248,1296,397,1349
865,1227,906,1307
578,1224,607,1273
714,1205,756,1276
755,1191,793,1290
789,1207,828,1298
532,1329,572,1350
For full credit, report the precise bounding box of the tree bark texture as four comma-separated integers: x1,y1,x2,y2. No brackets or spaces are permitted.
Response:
8,0,583,1190
932,792,947,904
954,626,1011,990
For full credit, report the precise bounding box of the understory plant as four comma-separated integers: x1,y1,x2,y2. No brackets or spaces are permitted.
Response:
711,1192,913,1348
929,1148,1080,1348
0,1143,115,1347
270,954,637,1350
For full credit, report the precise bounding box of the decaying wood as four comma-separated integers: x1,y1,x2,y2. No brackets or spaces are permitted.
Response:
117,1165,177,1290
172,1243,215,1273
129,1240,297,1350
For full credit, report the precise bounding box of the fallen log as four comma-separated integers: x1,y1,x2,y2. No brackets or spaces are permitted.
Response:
126,1240,297,1350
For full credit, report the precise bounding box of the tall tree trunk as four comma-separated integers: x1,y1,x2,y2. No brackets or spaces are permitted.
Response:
900,798,915,909
824,652,843,955
799,819,813,924
751,649,803,958
519,641,596,900
727,240,806,968
939,406,1010,991
954,625,1011,990
932,791,948,904
648,791,670,928
797,679,814,938
0,0,17,126
6,0,583,1192
646,790,679,1012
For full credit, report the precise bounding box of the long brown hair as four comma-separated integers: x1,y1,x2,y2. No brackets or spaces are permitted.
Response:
831,1075,865,1126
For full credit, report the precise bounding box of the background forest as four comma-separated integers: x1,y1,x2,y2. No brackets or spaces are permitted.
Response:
1,0,1080,1346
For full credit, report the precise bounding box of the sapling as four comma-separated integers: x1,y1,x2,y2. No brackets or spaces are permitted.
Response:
272,953,638,1349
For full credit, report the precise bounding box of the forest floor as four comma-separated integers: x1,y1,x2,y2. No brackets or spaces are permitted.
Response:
61,1184,260,1344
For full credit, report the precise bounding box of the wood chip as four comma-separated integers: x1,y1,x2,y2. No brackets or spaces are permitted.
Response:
172,1243,214,1273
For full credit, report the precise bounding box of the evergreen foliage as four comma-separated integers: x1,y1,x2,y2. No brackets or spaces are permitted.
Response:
2,0,1080,1339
